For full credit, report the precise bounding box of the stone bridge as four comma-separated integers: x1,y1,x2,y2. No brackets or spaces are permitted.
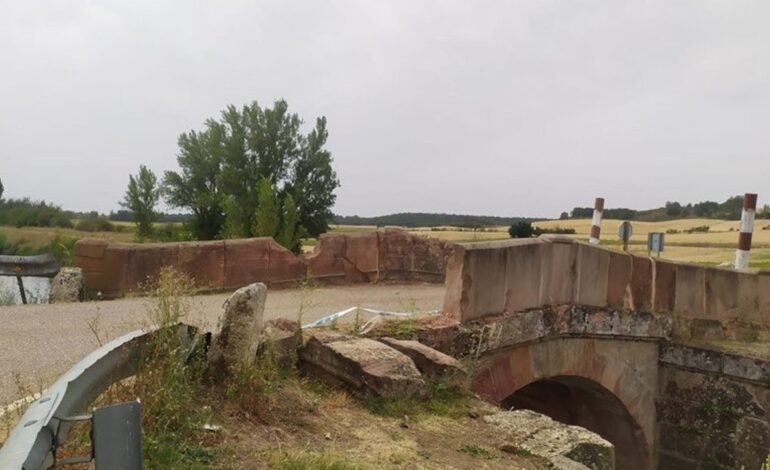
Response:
435,237,770,470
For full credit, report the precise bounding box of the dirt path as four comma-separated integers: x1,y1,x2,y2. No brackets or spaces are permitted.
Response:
0,283,445,406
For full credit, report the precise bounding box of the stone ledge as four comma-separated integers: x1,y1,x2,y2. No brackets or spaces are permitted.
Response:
466,306,672,356
659,343,770,384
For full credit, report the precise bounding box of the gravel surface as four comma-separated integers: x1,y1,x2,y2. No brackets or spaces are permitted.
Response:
0,283,445,406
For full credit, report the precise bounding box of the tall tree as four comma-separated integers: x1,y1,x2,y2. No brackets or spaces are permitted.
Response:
253,177,280,237
277,193,303,253
0,177,4,201
163,100,339,240
163,126,226,240
121,165,160,238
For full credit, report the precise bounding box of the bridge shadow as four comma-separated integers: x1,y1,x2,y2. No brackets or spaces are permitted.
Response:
502,375,648,470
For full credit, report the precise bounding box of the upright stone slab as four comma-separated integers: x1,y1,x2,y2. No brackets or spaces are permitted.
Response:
177,241,225,290
266,240,306,285
377,229,413,280
306,233,347,282
75,239,131,298
223,239,270,289
575,243,610,308
539,237,577,306
208,283,267,371
674,263,705,318
653,259,677,313
344,232,379,282
125,243,179,291
50,267,84,303
629,255,652,312
606,251,632,309
504,239,544,313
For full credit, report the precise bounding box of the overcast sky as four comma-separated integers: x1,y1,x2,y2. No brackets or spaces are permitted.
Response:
1,1,768,218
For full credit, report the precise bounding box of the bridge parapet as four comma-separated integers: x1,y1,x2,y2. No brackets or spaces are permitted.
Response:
443,236,770,342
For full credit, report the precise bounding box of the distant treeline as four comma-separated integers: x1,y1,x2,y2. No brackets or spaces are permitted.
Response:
333,212,536,228
565,196,770,222
106,209,193,223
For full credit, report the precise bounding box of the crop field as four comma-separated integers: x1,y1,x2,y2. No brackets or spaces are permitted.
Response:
5,218,769,268
330,219,770,268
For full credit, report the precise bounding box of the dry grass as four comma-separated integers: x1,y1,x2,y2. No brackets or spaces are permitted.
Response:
0,225,132,250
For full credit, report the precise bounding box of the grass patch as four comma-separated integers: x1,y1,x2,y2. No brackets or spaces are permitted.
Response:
361,380,472,419
265,450,363,470
459,444,498,460
367,317,419,340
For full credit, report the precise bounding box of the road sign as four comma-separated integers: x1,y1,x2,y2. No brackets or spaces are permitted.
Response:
617,221,633,251
648,232,665,257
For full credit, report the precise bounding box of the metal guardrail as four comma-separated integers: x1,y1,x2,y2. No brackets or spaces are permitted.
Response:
0,253,60,304
0,324,193,469
0,254,60,278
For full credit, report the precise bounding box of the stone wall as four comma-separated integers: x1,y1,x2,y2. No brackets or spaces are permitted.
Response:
443,236,770,340
74,229,450,298
658,346,770,469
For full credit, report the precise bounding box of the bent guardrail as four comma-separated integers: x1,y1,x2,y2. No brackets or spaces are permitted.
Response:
0,324,194,469
0,254,60,304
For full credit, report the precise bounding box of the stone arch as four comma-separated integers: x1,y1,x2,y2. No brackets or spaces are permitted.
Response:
471,337,658,470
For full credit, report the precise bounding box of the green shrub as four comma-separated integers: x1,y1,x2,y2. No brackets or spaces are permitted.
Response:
75,216,115,232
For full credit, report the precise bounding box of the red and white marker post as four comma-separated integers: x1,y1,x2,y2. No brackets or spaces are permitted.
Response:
589,197,605,245
735,193,758,270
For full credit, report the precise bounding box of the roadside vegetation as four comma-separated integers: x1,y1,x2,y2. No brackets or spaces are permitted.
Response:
43,268,545,469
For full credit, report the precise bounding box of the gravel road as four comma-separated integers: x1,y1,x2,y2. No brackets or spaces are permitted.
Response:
0,283,445,406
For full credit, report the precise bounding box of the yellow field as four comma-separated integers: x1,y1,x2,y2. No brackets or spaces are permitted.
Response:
0,226,133,250
330,219,770,268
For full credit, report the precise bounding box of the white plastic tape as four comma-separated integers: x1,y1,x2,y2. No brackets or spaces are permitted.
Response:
301,306,441,329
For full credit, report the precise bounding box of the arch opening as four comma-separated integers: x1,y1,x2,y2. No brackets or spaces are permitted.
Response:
502,375,649,470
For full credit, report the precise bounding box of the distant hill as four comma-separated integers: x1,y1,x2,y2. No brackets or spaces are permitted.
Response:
333,212,537,228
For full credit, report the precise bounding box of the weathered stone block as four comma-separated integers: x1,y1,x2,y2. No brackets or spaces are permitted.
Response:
575,243,610,308
261,318,301,368
629,255,652,312
74,238,108,259
125,243,179,291
378,337,467,380
223,238,270,289
442,244,466,320
306,233,347,281
411,236,448,280
674,264,705,318
539,238,576,306
266,240,306,285
209,283,267,371
50,267,84,303
461,242,509,319
344,232,379,281
301,334,426,398
484,410,615,470
504,239,544,313
653,259,677,312
177,241,225,290
377,229,413,280
607,250,632,309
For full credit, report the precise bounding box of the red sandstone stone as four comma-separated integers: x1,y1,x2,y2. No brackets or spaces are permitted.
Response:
539,239,577,306
74,238,108,259
653,259,677,312
344,232,379,279
223,238,270,289
306,233,347,281
125,243,179,291
629,255,652,312
266,240,306,285
574,244,610,308
177,241,225,290
606,251,632,309
674,263,705,319
378,337,467,380
504,240,545,313
377,229,412,280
